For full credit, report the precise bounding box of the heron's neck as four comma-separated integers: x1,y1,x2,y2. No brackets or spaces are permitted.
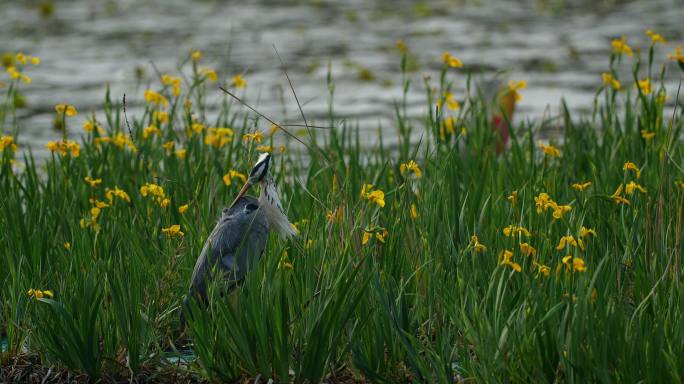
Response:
259,177,296,238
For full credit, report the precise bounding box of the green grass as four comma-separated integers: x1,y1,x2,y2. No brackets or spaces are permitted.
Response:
1,40,684,383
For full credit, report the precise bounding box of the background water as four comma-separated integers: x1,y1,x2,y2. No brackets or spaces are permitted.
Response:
1,0,683,159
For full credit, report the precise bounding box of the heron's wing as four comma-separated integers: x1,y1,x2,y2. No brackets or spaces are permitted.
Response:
232,213,268,275
213,212,268,282
188,210,268,298
188,222,228,301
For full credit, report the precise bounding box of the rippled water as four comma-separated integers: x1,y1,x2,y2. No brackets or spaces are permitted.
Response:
1,0,683,159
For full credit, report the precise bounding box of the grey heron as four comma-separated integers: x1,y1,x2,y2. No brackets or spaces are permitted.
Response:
181,152,296,323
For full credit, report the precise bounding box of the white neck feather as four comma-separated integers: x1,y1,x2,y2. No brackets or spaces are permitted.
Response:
259,177,297,239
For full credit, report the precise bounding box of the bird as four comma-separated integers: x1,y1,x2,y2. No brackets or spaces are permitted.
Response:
491,85,517,154
477,73,519,154
181,152,296,324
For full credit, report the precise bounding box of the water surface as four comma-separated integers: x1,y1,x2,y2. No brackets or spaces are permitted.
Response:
1,0,682,159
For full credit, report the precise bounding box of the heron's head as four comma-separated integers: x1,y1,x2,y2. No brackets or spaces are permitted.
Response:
230,153,271,207
229,152,296,239
248,152,272,185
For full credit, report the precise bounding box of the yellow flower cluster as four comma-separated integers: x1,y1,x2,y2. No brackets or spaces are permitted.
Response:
538,141,560,157
507,191,517,205
362,228,388,245
508,80,527,101
178,204,189,214
175,148,187,159
190,50,202,61
223,170,247,186
441,116,457,138
571,181,592,192
361,184,385,208
636,78,652,95
625,181,647,195
533,262,550,277
437,91,460,111
470,235,487,252
602,72,621,90
0,136,18,152
556,235,585,251
326,206,344,223
205,127,234,148
611,36,633,56
143,125,161,139
94,133,136,151
5,53,39,84
645,29,666,45
281,259,294,270
305,239,315,249
152,110,169,124
161,74,182,96
140,183,170,208
399,160,422,178
641,129,655,141
554,228,595,273
55,104,77,117
232,74,246,89
80,198,109,231
256,145,276,153
624,162,639,179
441,52,463,68
610,184,630,205
200,68,218,83
114,133,136,151
6,66,31,84
499,250,521,272
46,139,80,158
162,224,184,237
536,264,551,277
498,243,550,276
84,176,102,188
105,187,131,203
162,141,175,151
292,219,308,233
519,242,536,257
83,119,105,134
144,90,168,108
14,52,40,66
580,226,597,238
562,256,586,272
89,198,110,209
279,250,294,270
502,225,531,237
534,192,572,220
187,123,206,137
27,288,53,299
242,131,263,143
498,197,597,276
668,46,684,64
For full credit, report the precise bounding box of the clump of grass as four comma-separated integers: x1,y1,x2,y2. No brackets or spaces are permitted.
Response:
1,33,684,382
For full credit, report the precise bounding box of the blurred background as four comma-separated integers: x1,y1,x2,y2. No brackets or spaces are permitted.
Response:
1,0,682,159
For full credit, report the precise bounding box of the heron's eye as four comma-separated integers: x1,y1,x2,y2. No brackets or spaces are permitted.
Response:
245,203,258,212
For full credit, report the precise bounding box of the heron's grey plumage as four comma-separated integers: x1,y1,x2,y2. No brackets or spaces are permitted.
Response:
185,196,268,306
182,153,295,326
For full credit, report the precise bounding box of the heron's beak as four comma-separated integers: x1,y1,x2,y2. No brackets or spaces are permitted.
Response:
229,180,253,207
